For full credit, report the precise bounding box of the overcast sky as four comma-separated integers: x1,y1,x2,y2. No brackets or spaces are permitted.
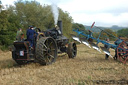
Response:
1,0,128,27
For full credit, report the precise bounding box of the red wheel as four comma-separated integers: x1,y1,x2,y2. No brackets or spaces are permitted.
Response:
117,40,128,64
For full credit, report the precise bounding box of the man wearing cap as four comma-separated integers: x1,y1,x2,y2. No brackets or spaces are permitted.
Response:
26,26,37,49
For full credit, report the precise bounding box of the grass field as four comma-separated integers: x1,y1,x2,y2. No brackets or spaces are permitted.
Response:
0,44,128,85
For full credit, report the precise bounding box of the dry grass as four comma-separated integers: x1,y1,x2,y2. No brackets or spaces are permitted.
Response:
0,44,128,85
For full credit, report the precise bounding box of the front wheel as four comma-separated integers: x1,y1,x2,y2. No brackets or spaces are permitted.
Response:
67,42,77,58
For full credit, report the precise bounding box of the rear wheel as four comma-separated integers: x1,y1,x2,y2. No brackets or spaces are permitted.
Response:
67,42,77,58
36,37,57,65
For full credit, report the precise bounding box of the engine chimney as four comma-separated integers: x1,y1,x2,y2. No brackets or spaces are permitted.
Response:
57,20,63,35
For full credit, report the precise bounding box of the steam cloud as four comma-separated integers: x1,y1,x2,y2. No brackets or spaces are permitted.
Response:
51,1,59,25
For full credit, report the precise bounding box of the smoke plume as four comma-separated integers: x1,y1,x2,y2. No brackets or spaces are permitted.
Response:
51,1,59,25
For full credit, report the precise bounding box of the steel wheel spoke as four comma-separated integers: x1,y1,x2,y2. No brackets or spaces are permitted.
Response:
121,53,128,58
49,54,54,58
45,39,48,44
73,50,76,52
123,42,127,46
40,56,46,62
120,42,124,46
45,55,50,62
47,58,50,62
124,42,128,49
43,53,47,56
49,42,53,47
46,39,52,48
51,49,56,51
43,43,48,49
72,49,76,52
72,52,75,57
40,53,48,62
118,51,126,53
43,49,47,51
118,46,125,51
124,57,128,63
47,49,54,58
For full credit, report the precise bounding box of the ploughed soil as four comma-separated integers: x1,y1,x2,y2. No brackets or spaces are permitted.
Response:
0,44,127,85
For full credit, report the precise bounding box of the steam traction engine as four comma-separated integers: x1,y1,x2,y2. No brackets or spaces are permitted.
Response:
12,21,77,65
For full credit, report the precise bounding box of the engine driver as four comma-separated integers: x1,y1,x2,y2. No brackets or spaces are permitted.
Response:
26,26,37,49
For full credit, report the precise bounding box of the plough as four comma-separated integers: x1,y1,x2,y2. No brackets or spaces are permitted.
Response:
72,22,128,64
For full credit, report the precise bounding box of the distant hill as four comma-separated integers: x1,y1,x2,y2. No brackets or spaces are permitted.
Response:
85,25,127,32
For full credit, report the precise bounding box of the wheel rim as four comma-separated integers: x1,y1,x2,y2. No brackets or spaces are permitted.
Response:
117,40,128,64
43,38,57,64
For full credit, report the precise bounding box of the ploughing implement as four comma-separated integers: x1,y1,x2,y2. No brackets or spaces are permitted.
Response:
72,22,128,64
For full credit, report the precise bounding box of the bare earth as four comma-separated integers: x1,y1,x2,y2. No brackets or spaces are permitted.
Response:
0,44,128,85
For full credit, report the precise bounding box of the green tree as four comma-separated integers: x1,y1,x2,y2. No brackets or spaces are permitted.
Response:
58,9,73,38
13,0,73,36
117,28,128,37
100,29,117,40
0,4,18,50
72,23,85,30
0,10,9,30
14,0,47,29
72,23,88,37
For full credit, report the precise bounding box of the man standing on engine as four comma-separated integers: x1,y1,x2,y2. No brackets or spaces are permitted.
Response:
26,26,37,49
26,26,31,40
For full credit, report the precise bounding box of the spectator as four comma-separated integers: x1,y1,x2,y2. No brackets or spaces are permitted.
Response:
16,28,23,41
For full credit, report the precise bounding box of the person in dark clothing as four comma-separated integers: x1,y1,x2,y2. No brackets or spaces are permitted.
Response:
26,26,31,41
26,26,37,48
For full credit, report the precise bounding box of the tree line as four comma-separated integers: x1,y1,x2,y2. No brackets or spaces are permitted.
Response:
72,23,128,41
0,0,127,50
